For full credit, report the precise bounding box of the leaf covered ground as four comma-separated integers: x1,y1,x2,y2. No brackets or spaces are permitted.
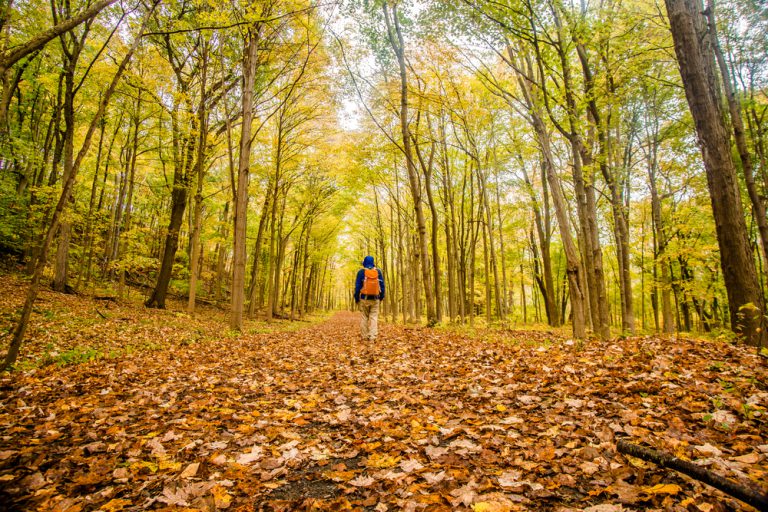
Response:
0,275,767,511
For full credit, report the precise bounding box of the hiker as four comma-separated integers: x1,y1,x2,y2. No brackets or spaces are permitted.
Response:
354,255,385,341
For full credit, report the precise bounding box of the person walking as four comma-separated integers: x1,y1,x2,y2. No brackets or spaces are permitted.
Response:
354,256,385,341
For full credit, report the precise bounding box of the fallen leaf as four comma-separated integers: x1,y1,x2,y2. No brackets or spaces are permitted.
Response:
580,461,600,475
157,485,190,507
20,472,46,490
99,499,132,512
349,474,376,487
450,483,478,507
236,446,263,465
400,458,424,473
472,501,513,512
367,453,400,468
642,483,681,495
497,471,522,488
694,443,722,457
731,452,760,464
180,462,199,479
425,445,448,460
422,471,446,484
211,484,231,509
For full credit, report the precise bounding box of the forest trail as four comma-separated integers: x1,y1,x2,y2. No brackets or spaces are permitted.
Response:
1,309,767,511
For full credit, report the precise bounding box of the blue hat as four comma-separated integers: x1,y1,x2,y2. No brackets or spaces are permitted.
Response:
362,256,375,268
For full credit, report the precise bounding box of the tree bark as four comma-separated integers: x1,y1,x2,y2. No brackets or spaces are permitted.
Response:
523,161,559,326
705,3,768,269
231,26,259,330
665,0,767,346
516,71,586,338
145,113,195,309
187,40,209,313
247,186,272,316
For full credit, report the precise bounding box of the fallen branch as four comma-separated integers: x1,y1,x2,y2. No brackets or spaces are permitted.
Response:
617,439,768,511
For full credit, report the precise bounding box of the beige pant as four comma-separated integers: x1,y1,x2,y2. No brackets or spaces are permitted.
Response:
359,299,380,340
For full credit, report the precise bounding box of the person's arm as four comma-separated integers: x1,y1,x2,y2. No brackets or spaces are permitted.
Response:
354,269,363,303
378,268,385,300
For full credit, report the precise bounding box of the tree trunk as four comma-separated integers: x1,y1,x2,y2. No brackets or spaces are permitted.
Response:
523,161,559,326
187,41,209,313
145,104,195,308
706,4,768,268
231,27,258,330
78,114,106,289
576,40,635,335
515,66,586,338
52,28,83,293
214,201,230,302
383,2,436,326
247,186,272,316
649,153,675,334
665,0,767,346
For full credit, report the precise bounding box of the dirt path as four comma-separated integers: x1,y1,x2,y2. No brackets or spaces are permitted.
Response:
1,311,766,511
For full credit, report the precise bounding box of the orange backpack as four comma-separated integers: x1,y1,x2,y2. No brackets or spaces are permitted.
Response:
360,268,380,296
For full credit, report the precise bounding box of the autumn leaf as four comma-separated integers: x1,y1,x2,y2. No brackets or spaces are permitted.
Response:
100,499,132,512
325,470,356,482
1,297,766,512
399,458,424,473
211,484,232,509
731,453,760,464
235,446,263,465
642,483,682,495
366,453,400,469
179,463,200,479
349,474,376,487
159,459,182,471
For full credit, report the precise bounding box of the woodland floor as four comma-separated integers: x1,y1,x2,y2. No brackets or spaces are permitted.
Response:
0,274,767,512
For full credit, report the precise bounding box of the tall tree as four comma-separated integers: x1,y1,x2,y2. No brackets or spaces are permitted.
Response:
665,0,767,346
382,0,437,325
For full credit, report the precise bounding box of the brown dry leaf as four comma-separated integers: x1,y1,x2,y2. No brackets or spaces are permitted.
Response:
179,462,200,479
731,452,760,464
422,471,447,484
20,472,46,490
399,458,423,473
349,474,376,487
2,288,767,512
449,481,478,507
580,461,599,475
157,485,191,507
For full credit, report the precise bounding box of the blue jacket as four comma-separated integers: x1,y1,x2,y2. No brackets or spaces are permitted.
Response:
354,256,385,302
